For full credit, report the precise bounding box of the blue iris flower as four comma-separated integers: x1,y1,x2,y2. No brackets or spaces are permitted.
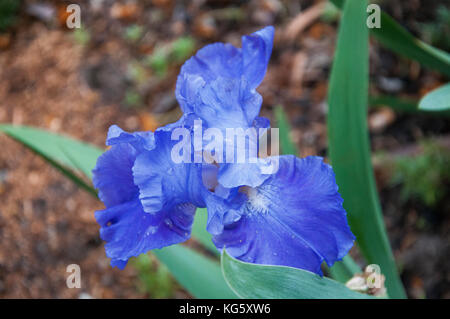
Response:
93,26,355,274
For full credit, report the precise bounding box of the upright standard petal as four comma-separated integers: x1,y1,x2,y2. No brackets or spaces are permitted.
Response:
208,155,355,275
194,77,263,129
242,26,274,89
175,26,274,117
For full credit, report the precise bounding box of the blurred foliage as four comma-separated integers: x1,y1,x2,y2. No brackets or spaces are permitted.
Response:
0,0,20,32
421,5,450,52
72,26,90,46
124,24,144,43
146,46,169,77
321,1,340,23
391,141,450,207
211,7,245,22
145,36,195,78
124,89,143,108
132,254,175,298
172,37,195,62
127,61,148,84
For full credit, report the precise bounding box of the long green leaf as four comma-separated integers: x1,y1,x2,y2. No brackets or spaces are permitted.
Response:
369,95,418,113
327,0,405,298
0,124,100,195
330,0,450,77
154,245,237,298
419,83,450,111
369,94,450,116
221,251,372,299
0,124,102,179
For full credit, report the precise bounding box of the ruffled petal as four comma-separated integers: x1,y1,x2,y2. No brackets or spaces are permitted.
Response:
175,26,274,117
176,43,242,114
209,155,355,274
195,77,263,129
92,143,138,208
242,26,274,90
133,129,206,214
93,125,155,208
217,160,272,189
96,197,195,267
106,124,155,152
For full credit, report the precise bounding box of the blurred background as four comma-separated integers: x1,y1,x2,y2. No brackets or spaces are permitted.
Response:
0,0,449,298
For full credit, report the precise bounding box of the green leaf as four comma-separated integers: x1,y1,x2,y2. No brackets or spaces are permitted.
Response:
419,83,450,111
0,124,102,195
221,251,372,299
172,37,196,62
369,94,450,116
330,0,450,77
327,0,405,298
274,105,298,156
192,208,218,254
0,124,102,179
154,245,237,299
369,95,418,113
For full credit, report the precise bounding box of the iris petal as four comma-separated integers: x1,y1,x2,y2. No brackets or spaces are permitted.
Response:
175,26,274,119
106,124,155,152
93,125,154,208
195,77,262,129
93,143,138,208
93,125,197,268
133,129,207,214
96,197,195,269
242,26,274,90
209,155,355,274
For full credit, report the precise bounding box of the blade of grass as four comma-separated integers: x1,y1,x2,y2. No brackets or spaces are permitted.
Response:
330,0,450,77
327,0,405,298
